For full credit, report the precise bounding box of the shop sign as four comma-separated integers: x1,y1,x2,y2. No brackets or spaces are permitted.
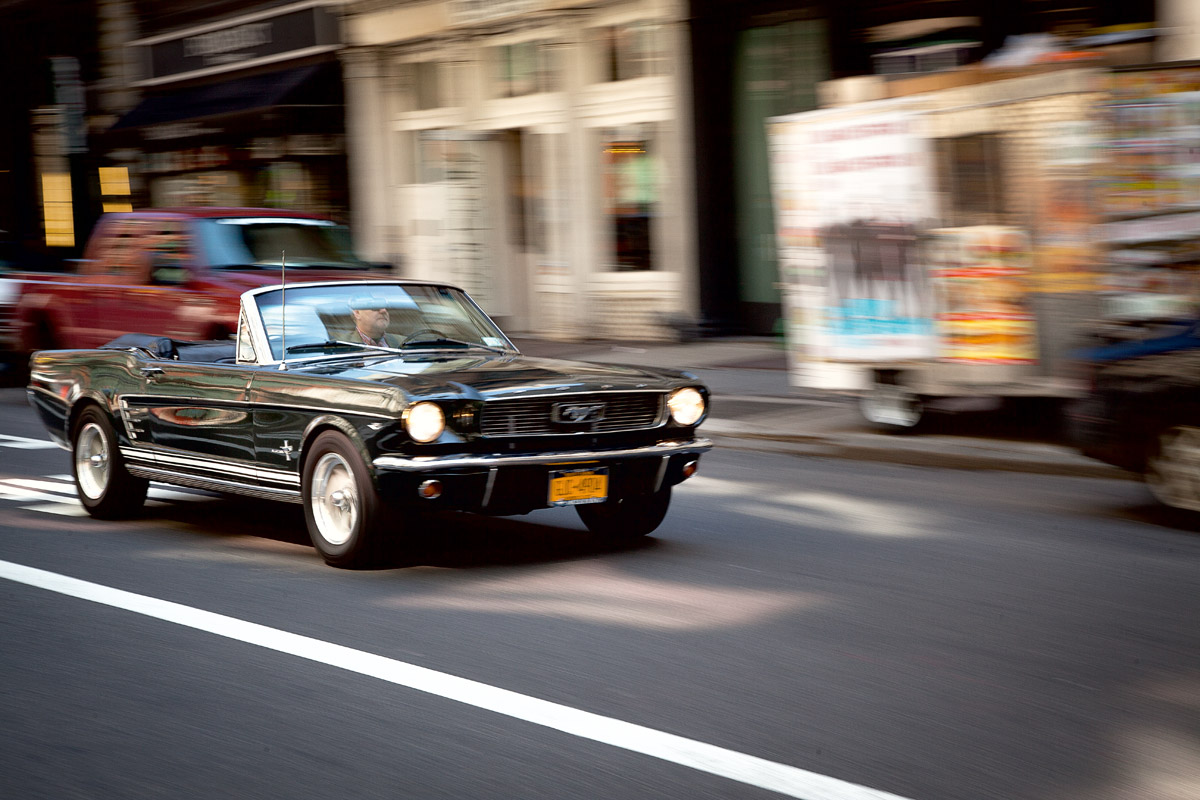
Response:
286,134,343,156
447,0,538,26
143,122,223,141
142,6,339,83
146,146,232,174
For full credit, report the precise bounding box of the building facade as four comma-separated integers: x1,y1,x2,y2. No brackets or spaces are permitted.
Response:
342,0,698,338
101,0,351,220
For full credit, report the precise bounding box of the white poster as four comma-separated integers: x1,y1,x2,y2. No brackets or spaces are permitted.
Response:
770,103,938,363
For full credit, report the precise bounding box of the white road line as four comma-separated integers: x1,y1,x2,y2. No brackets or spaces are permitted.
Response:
0,559,913,800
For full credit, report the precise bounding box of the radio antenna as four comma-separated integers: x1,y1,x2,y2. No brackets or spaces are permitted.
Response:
279,250,287,370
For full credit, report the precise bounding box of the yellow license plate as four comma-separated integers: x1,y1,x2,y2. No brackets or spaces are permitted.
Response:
548,468,609,506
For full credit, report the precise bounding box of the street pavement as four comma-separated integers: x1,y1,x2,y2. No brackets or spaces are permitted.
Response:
510,335,1127,481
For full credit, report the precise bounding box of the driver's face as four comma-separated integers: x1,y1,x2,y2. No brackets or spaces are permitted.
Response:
352,307,389,339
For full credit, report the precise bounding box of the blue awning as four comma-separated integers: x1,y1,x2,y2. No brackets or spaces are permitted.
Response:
111,63,337,130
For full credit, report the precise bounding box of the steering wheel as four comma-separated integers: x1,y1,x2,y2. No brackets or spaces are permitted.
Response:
400,328,451,346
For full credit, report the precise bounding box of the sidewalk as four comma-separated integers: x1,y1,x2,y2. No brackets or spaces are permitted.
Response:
509,335,1127,480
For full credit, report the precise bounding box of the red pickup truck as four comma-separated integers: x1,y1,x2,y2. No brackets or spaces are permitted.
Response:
11,208,381,353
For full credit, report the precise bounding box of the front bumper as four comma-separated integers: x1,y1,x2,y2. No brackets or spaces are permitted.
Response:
372,437,712,472
373,437,713,515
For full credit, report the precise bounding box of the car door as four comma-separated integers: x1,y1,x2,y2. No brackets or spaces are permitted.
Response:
244,370,323,497
123,360,257,488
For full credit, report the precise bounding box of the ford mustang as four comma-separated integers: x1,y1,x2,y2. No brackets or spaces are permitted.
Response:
27,280,712,567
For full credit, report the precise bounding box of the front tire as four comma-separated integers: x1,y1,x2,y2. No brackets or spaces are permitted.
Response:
1145,424,1200,513
72,406,148,519
576,486,671,541
302,431,394,568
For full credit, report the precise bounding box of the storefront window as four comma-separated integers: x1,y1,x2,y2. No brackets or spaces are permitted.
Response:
494,41,559,97
601,125,658,270
261,162,313,210
599,22,666,82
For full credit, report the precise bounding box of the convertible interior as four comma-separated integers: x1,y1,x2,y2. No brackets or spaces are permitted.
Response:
100,333,237,364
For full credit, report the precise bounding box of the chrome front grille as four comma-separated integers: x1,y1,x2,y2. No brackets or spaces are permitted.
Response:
479,393,665,437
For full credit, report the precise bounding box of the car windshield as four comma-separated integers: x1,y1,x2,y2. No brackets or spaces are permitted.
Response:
196,218,367,269
254,283,514,361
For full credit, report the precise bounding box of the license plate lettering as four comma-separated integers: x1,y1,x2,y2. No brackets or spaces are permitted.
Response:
549,468,608,506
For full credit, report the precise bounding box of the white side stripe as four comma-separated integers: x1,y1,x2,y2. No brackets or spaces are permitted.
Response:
0,560,914,800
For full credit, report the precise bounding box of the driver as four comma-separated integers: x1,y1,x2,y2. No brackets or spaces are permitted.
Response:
349,298,394,347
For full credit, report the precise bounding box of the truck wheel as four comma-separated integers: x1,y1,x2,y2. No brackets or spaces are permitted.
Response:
302,431,393,568
859,383,924,432
576,486,671,541
1145,424,1200,513
72,406,148,519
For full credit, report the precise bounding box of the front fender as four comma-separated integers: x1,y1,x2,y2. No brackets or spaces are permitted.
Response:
300,414,376,482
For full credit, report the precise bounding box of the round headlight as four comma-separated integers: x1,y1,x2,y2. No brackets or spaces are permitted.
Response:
668,387,705,426
404,402,445,443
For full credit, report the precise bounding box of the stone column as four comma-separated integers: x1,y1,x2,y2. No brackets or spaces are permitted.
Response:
1159,0,1200,62
341,46,395,265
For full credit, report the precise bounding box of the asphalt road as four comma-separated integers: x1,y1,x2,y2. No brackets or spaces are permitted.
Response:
1,387,1198,800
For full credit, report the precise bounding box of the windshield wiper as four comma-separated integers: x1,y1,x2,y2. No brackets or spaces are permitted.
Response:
285,340,395,355
400,337,506,354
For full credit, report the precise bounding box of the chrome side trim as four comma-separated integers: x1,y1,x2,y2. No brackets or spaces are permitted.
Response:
373,437,713,472
126,466,303,503
121,446,300,486
119,395,396,421
120,446,155,463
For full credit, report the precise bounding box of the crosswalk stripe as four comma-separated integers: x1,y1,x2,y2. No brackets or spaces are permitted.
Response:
0,486,75,504
0,475,217,517
7,478,77,495
20,503,88,517
0,434,58,450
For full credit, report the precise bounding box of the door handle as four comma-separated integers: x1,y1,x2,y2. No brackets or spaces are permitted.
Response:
140,366,165,380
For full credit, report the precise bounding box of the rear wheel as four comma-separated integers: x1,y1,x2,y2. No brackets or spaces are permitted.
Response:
1145,424,1200,513
72,406,148,519
576,486,671,541
302,431,395,568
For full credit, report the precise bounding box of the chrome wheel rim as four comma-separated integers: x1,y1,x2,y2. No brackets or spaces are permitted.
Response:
311,452,358,546
1147,425,1200,512
75,422,110,500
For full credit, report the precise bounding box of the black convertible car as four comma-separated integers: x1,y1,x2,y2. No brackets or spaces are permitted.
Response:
28,280,712,567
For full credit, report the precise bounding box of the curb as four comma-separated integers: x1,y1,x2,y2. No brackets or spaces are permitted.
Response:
703,422,1131,480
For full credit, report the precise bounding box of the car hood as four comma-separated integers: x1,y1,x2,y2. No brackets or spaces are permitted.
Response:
296,352,700,399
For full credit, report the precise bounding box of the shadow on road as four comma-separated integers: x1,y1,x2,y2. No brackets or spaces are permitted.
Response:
138,496,655,570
